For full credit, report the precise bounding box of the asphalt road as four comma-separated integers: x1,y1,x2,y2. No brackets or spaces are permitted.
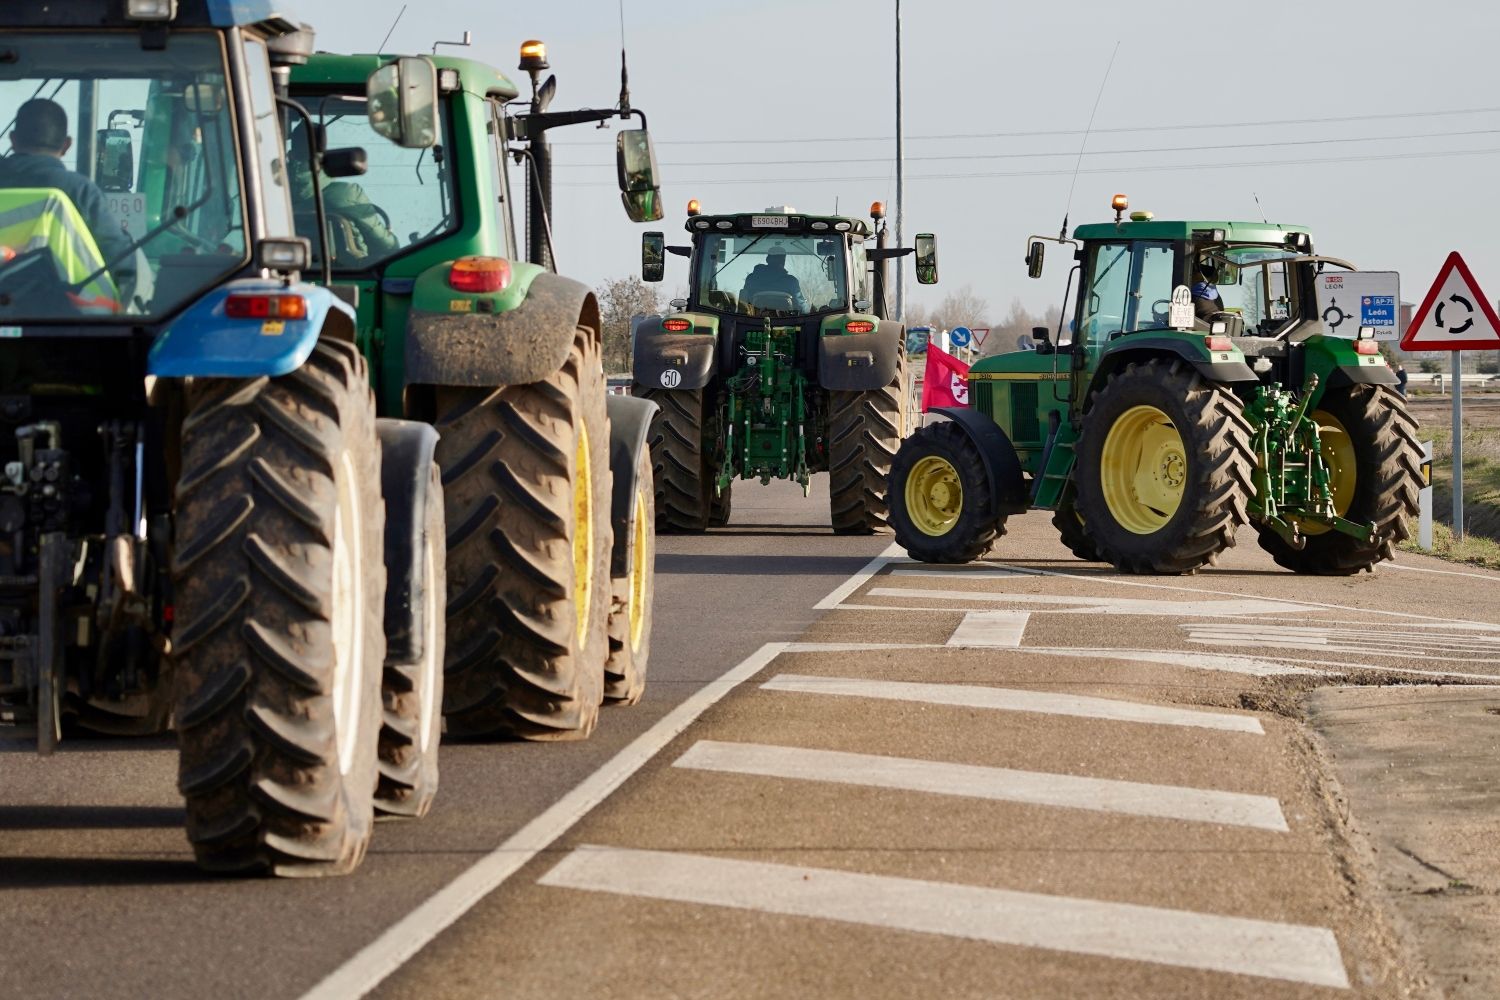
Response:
6,476,1500,999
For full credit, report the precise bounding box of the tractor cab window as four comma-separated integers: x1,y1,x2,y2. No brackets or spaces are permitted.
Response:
1202,246,1297,336
0,32,248,321
1078,240,1175,349
287,93,457,271
694,232,847,318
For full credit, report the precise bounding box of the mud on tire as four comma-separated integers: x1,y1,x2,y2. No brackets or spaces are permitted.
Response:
639,387,712,533
829,350,907,535
171,339,386,876
604,441,654,705
435,327,611,740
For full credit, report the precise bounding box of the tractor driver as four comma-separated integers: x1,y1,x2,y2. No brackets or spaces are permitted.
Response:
1192,259,1225,321
0,98,134,282
740,252,806,314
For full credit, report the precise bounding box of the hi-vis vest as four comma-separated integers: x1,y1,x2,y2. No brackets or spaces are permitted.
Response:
0,187,121,314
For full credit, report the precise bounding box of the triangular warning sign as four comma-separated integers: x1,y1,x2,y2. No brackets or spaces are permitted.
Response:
1401,251,1500,351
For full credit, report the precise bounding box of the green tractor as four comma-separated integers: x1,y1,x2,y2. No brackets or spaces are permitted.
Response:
889,198,1423,575
634,201,938,533
285,46,664,741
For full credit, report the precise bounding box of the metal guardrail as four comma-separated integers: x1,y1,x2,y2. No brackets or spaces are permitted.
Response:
1417,373,1500,392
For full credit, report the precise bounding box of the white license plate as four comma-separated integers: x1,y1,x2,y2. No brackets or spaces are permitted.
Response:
751,215,789,228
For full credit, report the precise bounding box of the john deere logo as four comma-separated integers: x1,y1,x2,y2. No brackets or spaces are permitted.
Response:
660,369,682,388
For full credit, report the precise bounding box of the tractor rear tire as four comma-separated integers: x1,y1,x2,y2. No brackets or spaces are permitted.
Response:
829,351,907,534
639,387,713,533
172,340,386,876
375,460,445,817
1255,384,1422,575
1053,488,1103,562
435,327,611,741
709,482,732,527
889,419,1005,564
1074,358,1255,575
605,441,654,705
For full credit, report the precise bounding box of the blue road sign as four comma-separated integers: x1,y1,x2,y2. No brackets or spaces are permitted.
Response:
949,326,972,347
1361,295,1396,329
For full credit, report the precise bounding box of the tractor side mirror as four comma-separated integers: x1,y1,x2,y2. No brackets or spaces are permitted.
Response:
322,147,368,179
1031,325,1052,348
367,56,439,149
94,128,134,192
1025,240,1045,279
914,233,938,285
641,231,665,282
617,128,663,223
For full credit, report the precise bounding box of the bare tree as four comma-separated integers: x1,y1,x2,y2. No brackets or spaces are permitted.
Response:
922,285,991,338
597,276,661,375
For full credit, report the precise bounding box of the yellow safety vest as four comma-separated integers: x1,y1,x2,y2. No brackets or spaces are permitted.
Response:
0,187,121,314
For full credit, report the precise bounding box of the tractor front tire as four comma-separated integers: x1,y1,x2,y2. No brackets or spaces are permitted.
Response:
829,351,907,534
605,441,655,705
1074,358,1255,575
639,388,713,533
375,460,445,817
888,419,1004,564
1256,384,1422,574
172,340,386,876
435,327,611,741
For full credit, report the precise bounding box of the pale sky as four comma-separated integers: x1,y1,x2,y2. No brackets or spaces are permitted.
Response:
311,0,1500,321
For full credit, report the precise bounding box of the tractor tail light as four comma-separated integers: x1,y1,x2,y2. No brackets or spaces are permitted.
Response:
846,320,875,333
449,256,511,294
225,294,308,320
1355,339,1380,355
662,318,692,332
1205,335,1232,352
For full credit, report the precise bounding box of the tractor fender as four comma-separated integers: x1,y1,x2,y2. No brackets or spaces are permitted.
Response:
147,278,355,377
404,271,600,388
818,320,902,391
928,406,1030,515
632,314,717,391
606,394,659,578
376,418,441,664
1085,339,1257,405
1325,363,1399,389
1298,334,1400,390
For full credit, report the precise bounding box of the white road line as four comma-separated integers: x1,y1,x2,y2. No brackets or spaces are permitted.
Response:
1385,561,1500,583
674,741,1289,831
761,674,1265,734
779,640,1326,676
947,610,1030,647
869,586,1323,617
539,846,1349,989
298,642,790,1000
813,542,905,610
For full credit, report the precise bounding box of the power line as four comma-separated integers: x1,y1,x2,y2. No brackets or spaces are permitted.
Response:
552,104,1500,146
551,126,1500,169
554,145,1500,187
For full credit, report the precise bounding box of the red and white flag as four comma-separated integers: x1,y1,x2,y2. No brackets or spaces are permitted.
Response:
921,345,970,411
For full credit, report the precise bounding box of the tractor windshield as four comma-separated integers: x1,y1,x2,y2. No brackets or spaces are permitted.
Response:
1200,245,1297,336
695,232,847,318
287,94,457,271
0,32,251,322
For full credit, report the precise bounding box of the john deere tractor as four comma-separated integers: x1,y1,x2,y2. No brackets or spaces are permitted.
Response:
634,202,937,533
286,46,664,739
889,198,1423,575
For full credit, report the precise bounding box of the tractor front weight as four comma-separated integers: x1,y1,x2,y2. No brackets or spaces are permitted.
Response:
719,322,811,494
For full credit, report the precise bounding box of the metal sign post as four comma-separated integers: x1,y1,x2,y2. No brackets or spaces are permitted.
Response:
1452,350,1464,536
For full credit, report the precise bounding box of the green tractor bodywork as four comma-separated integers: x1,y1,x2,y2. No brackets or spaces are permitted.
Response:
286,50,664,737
633,206,935,533
891,214,1422,574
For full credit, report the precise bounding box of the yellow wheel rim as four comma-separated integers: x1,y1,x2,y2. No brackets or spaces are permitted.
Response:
627,486,649,653
905,455,963,536
1297,410,1356,537
1100,404,1187,535
572,421,594,647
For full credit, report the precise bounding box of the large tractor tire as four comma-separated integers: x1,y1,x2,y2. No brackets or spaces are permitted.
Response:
605,441,654,705
709,482,732,528
375,460,444,817
829,351,907,534
435,327,611,741
888,419,1005,564
1052,487,1104,562
1256,384,1422,575
1073,358,1255,575
639,387,712,533
172,340,386,876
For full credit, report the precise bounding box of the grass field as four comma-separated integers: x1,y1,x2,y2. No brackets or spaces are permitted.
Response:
1401,393,1500,568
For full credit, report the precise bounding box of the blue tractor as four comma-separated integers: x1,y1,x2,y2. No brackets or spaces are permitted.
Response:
0,1,444,875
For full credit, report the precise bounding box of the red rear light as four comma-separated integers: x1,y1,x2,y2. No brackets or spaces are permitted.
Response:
225,294,308,320
448,256,511,294
662,318,692,332
1205,335,1232,352
846,320,875,334
1355,339,1380,355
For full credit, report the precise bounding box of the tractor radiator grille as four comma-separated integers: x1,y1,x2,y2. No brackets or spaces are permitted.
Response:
1011,382,1041,444
971,380,993,417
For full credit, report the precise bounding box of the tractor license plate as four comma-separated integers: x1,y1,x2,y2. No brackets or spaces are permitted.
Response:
751,215,789,228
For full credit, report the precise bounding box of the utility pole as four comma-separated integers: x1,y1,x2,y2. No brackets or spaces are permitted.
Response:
894,0,905,325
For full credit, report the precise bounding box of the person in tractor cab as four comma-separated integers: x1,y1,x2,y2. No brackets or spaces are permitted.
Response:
1191,259,1225,321
287,122,399,266
740,252,806,313
0,99,133,282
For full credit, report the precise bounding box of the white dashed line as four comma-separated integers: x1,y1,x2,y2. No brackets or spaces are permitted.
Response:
947,610,1030,647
